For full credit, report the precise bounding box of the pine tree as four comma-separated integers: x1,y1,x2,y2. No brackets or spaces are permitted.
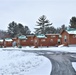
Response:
35,15,52,34
70,17,76,28
8,21,31,38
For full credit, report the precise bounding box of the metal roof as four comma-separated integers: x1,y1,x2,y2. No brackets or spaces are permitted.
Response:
18,35,27,39
36,34,46,38
5,38,12,41
66,28,76,34
0,39,3,42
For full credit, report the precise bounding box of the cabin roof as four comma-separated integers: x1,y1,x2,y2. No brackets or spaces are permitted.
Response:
26,34,35,37
36,34,47,38
0,39,3,42
5,38,12,41
18,35,27,39
60,28,76,35
45,34,59,35
66,28,76,34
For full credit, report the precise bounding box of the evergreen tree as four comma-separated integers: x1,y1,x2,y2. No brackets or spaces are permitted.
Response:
35,15,52,34
61,24,67,30
8,21,31,38
0,30,8,39
8,21,18,37
70,16,76,28
56,27,61,34
24,26,31,35
45,26,56,34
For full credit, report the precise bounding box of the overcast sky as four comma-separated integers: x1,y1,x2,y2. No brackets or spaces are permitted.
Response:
0,0,76,32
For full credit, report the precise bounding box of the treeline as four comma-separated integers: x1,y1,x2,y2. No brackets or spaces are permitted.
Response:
0,15,76,38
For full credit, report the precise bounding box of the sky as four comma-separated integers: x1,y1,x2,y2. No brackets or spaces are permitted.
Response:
0,0,76,33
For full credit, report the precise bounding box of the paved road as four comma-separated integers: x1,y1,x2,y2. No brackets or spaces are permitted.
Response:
23,50,76,75
42,54,76,75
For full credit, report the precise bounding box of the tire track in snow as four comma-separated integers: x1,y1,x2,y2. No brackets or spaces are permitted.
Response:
23,50,76,75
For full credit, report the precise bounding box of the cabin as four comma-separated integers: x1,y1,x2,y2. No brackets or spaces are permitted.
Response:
4,38,13,47
26,34,35,46
34,34,47,47
17,35,35,47
0,39,4,47
34,34,61,47
46,34,61,46
61,28,76,46
17,35,27,46
2,28,76,48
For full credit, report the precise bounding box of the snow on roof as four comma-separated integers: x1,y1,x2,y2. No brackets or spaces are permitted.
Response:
46,34,59,35
0,39,3,42
67,30,76,34
66,28,76,34
5,38,12,41
18,35,27,39
36,34,47,38
26,34,34,37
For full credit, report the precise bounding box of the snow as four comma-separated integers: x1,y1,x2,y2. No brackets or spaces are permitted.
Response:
72,62,76,71
58,44,64,47
0,39,3,42
1,46,76,74
5,38,13,41
36,34,47,38
67,30,76,34
66,28,76,34
18,35,27,39
0,50,51,75
2,46,76,53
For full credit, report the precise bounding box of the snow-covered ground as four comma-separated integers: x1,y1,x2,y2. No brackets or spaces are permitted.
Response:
72,62,76,71
2,46,76,53
0,50,51,75
0,46,76,75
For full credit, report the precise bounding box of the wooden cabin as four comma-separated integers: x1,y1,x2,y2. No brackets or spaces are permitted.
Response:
17,35,27,46
26,34,35,46
34,34,47,47
17,35,35,47
34,34,61,47
46,34,61,46
0,39,4,47
61,28,76,46
4,38,13,47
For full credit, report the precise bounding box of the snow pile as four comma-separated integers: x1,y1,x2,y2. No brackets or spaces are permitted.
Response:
2,46,76,53
58,44,64,47
0,51,51,75
72,62,76,71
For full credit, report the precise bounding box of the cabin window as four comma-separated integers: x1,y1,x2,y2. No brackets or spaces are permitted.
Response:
59,35,62,38
41,39,45,42
31,40,33,42
0,41,3,43
64,35,67,42
73,35,76,38
58,39,60,44
50,39,53,42
51,35,56,38
75,35,76,37
34,39,37,43
23,40,26,42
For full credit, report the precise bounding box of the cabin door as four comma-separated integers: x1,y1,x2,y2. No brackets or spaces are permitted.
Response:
34,39,39,47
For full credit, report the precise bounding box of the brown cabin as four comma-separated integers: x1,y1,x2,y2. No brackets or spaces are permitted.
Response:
4,38,13,47
46,34,61,46
61,28,76,46
0,39,4,47
34,34,61,47
26,35,35,46
34,34,47,47
17,35,35,47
